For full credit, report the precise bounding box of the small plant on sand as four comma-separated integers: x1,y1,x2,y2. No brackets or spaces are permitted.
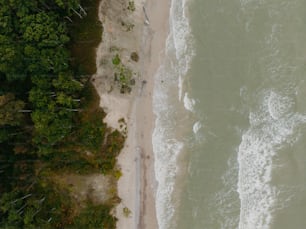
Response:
109,46,120,52
123,207,132,217
112,54,135,93
113,169,122,180
121,21,135,32
118,118,128,136
112,54,121,65
127,1,136,12
118,118,125,129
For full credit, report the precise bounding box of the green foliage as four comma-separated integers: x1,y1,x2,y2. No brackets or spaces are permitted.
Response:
0,0,123,228
29,88,51,109
113,169,122,180
77,113,106,153
0,128,11,143
123,207,131,217
73,82,107,154
31,109,74,154
0,93,25,126
52,72,83,94
112,54,121,65
43,150,95,174
68,0,102,75
42,83,125,175
113,56,134,93
71,203,116,228
0,1,76,80
0,0,100,164
0,39,25,80
55,0,79,11
127,1,136,12
0,181,75,229
20,12,69,45
0,172,117,228
31,75,52,90
100,130,125,173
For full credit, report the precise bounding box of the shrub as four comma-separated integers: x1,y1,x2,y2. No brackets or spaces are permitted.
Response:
112,54,121,65
130,52,139,62
127,1,136,12
71,204,117,229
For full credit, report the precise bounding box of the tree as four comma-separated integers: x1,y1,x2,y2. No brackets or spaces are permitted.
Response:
52,72,83,94
56,92,75,108
31,108,74,155
0,36,26,81
6,0,38,18
31,75,52,90
0,93,25,126
0,191,26,228
29,88,51,109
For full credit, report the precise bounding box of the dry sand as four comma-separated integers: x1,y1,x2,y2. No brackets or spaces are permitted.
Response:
93,0,170,228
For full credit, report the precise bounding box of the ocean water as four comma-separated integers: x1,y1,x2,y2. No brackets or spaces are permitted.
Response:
153,0,306,229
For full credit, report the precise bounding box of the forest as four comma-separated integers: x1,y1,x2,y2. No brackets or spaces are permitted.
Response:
0,0,123,227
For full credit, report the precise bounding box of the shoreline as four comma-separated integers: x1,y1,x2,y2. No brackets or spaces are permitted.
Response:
93,0,171,228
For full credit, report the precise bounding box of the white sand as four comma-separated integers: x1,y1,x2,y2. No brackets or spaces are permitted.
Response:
93,0,170,228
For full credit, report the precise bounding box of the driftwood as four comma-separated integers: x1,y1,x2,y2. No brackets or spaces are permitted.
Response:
142,6,150,25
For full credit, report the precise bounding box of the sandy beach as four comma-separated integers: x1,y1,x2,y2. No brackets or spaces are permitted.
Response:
93,0,170,228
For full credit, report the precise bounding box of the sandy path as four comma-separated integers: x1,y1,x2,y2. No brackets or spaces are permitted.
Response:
93,0,171,228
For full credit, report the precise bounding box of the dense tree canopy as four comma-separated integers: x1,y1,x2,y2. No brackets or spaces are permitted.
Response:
0,93,25,126
0,0,121,228
0,0,85,149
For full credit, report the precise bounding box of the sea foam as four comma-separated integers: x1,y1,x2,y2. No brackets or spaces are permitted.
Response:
192,121,201,134
183,92,195,112
237,89,306,229
153,0,194,228
153,63,184,229
169,0,195,101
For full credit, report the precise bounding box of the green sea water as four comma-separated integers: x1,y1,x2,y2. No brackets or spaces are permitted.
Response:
153,0,306,228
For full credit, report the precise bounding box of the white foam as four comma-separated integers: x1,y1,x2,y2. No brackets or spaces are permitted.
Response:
183,92,195,112
268,91,295,120
153,120,183,229
213,154,240,229
153,1,195,228
192,121,201,134
168,0,195,101
237,89,306,229
153,62,184,229
153,61,187,229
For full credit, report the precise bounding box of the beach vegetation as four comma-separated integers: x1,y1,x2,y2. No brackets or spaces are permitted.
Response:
110,46,120,52
71,203,117,228
121,21,135,32
113,169,123,180
131,51,139,62
112,54,121,65
113,55,134,93
127,1,136,12
123,207,132,217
